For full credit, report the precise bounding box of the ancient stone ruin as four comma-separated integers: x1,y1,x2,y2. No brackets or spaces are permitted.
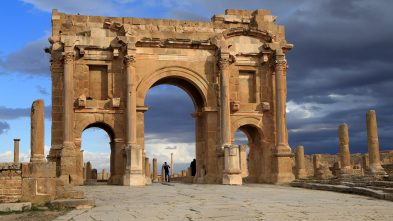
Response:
292,110,393,201
1,8,393,208
46,8,294,186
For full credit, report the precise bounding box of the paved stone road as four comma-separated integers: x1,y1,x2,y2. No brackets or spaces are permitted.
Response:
55,183,393,221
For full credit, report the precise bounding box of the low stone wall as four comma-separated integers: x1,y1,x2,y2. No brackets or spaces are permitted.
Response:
382,164,393,176
0,163,22,203
296,150,393,176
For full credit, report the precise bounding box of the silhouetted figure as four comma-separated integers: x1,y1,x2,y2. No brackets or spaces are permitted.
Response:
190,159,196,176
163,162,171,182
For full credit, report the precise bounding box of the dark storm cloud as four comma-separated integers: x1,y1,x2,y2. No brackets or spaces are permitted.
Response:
0,105,52,120
0,37,50,76
12,0,393,154
0,121,10,135
282,0,393,153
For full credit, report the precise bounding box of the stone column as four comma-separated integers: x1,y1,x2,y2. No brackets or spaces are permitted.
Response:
222,145,242,185
60,47,77,184
272,50,294,183
13,139,20,163
85,162,92,181
338,123,352,175
218,52,232,146
362,154,369,175
123,54,144,186
145,157,151,178
366,110,386,175
102,169,106,180
239,145,248,178
30,99,45,163
152,158,158,182
170,153,174,176
295,145,307,179
313,154,321,177
62,51,75,150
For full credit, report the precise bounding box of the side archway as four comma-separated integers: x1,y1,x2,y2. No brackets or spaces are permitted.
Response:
232,117,264,183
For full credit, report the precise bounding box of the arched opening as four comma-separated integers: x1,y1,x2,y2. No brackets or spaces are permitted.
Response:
81,122,114,184
233,124,263,183
143,76,206,182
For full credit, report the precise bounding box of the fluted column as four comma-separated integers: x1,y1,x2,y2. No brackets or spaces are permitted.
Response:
123,54,144,186
62,52,75,150
59,49,78,184
271,50,294,183
274,51,290,153
366,110,386,176
219,52,231,146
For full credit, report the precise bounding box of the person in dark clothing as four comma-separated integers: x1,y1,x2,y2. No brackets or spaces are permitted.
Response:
163,162,171,182
190,159,196,176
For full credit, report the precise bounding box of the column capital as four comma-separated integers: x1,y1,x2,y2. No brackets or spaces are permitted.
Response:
124,55,136,67
274,54,288,71
63,52,75,64
218,54,235,70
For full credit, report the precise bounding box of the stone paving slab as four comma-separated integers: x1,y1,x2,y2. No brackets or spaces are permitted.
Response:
54,183,393,221
0,202,31,212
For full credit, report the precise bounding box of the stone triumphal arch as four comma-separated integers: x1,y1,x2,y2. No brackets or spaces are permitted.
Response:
47,9,294,186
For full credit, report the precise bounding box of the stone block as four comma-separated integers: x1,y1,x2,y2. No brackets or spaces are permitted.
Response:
21,162,56,178
111,97,120,108
0,202,31,212
222,174,242,185
21,178,57,204
49,198,95,209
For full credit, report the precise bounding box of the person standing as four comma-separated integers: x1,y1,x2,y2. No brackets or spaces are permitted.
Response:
163,162,171,182
190,159,196,176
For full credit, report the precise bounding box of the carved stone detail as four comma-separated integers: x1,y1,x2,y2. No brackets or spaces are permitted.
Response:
230,101,240,112
124,55,136,67
63,52,74,64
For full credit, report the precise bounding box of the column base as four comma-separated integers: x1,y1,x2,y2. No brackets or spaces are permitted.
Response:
108,175,123,185
59,146,78,185
295,169,308,179
145,176,152,185
222,173,242,185
272,145,295,184
123,173,145,186
338,167,353,177
366,165,387,177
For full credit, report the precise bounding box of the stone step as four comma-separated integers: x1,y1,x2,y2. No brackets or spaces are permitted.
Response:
0,202,31,212
49,198,95,210
291,181,393,201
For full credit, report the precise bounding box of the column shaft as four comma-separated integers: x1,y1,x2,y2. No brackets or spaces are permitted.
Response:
63,52,75,149
295,145,307,179
366,110,386,175
31,99,45,162
125,55,137,145
219,53,231,145
152,158,158,182
274,52,290,152
13,139,20,163
338,123,351,169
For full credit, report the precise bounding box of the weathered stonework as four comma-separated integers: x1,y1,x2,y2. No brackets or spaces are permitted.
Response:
47,9,294,186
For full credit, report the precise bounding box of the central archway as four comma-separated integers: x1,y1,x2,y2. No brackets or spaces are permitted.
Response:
138,67,211,183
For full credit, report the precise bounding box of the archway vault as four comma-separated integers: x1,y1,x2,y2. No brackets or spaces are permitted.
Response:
137,66,210,110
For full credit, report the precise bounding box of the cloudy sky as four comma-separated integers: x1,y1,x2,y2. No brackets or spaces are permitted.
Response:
0,0,392,171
